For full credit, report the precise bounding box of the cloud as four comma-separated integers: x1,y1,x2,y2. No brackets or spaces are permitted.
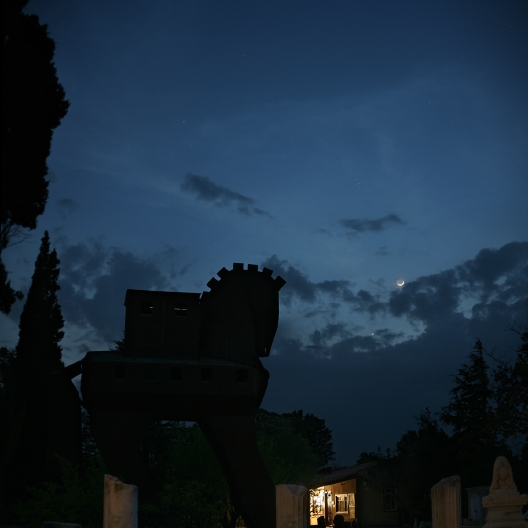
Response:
180,173,272,217
56,198,80,219
262,308,525,465
456,242,528,302
306,323,353,352
388,241,528,324
339,214,405,234
262,244,527,464
264,242,528,329
58,239,171,341
261,255,354,305
261,255,387,318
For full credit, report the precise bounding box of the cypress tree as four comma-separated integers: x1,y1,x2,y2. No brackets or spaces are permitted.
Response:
0,231,65,507
440,339,493,440
440,339,503,485
2,0,69,313
15,231,64,371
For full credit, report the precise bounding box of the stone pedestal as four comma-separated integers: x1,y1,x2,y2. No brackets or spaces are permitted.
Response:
466,486,490,526
276,484,309,528
482,456,527,528
431,475,461,528
103,474,138,528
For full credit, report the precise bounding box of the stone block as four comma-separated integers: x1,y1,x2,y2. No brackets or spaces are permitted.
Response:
276,484,309,528
432,475,461,528
103,474,138,528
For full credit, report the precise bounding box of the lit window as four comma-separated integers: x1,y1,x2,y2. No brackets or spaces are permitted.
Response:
335,494,348,513
383,487,397,512
310,487,325,516
174,304,188,316
140,300,154,314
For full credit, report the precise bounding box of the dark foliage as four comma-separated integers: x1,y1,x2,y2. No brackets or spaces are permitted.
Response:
14,232,64,369
1,0,69,313
256,408,335,467
440,339,495,442
494,328,528,442
9,404,326,526
440,338,507,486
356,332,528,522
0,260,23,313
0,231,65,519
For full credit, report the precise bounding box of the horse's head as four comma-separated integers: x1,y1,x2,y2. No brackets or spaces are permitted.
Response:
200,264,285,365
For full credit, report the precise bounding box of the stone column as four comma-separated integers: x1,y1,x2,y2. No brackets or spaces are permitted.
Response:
431,475,461,528
482,456,528,528
276,484,309,528
103,474,138,528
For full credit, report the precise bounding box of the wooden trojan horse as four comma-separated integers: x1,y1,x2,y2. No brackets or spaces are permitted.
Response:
80,263,285,527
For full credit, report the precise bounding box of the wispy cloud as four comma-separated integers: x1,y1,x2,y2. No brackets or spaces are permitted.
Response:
264,241,528,341
57,239,172,341
56,198,80,219
181,173,272,217
340,214,405,234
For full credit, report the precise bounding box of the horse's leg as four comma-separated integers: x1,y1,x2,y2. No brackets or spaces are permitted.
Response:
89,410,155,493
199,414,276,528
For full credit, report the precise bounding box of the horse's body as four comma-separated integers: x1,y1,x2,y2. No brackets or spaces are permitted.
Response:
79,263,285,527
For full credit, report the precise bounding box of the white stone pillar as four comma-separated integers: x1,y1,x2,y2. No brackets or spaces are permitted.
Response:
431,475,461,528
103,474,138,528
276,484,309,528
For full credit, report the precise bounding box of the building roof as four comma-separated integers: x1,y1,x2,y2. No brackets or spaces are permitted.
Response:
124,289,201,305
312,462,377,487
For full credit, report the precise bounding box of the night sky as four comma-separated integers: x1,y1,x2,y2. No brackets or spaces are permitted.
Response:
2,0,527,466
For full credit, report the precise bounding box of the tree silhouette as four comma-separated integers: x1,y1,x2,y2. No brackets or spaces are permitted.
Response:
493,327,528,457
256,408,335,467
283,409,335,467
1,0,69,313
440,339,495,442
0,231,65,513
439,338,505,485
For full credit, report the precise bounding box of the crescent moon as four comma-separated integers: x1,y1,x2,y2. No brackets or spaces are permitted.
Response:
396,279,405,287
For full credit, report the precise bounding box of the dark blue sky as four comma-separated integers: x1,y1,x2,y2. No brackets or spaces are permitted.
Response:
2,0,527,465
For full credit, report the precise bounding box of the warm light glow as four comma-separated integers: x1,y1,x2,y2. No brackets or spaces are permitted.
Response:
310,487,325,516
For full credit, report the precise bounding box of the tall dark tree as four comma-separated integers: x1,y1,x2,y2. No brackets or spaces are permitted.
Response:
0,231,65,513
493,328,528,444
440,338,504,485
440,339,495,443
256,408,335,467
283,410,335,467
2,0,69,313
492,327,528,491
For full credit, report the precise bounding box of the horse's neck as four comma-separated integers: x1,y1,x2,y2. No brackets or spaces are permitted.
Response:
200,278,266,367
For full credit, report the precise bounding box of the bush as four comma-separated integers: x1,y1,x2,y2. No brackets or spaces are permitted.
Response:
13,455,106,528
